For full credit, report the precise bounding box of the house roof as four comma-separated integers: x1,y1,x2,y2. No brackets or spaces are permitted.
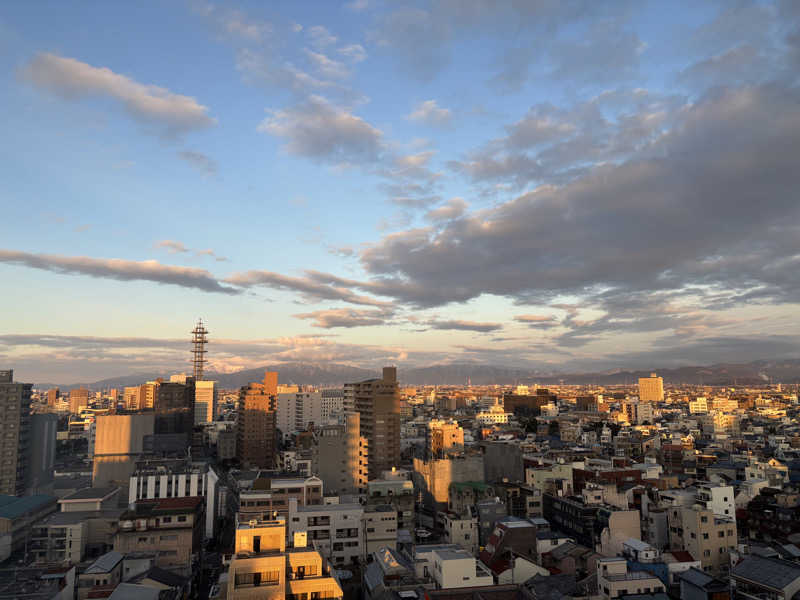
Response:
84,551,123,574
0,495,55,520
60,487,118,502
731,555,800,591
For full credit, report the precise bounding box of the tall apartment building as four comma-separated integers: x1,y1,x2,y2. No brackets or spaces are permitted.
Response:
194,380,217,424
315,412,368,496
47,388,59,407
351,367,401,479
226,517,342,600
237,372,278,469
638,373,664,402
321,388,344,418
92,413,155,491
70,387,90,414
0,369,31,495
276,391,328,438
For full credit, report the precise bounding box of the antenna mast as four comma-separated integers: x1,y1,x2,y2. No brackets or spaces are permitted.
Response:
191,319,209,380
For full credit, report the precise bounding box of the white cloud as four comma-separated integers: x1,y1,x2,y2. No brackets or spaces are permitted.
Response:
304,49,350,79
338,44,367,63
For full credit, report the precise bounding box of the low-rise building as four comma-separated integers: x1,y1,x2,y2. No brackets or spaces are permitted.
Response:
287,498,364,566
443,512,478,555
363,504,398,554
596,556,666,600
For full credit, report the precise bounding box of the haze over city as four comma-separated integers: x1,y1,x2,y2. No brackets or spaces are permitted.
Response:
2,1,800,384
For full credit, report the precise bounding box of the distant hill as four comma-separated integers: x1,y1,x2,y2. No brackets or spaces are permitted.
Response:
37,358,800,390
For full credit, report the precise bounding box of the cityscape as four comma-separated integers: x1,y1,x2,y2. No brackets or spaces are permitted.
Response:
2,1,800,600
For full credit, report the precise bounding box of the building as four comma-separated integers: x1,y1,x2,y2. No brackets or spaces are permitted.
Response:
194,380,217,424
115,496,204,576
363,504,398,554
443,512,478,554
638,373,664,403
237,475,323,521
70,388,90,413
596,557,666,599
92,413,155,491
0,494,57,561
428,420,464,457
475,402,511,425
366,477,415,532
225,517,342,600
679,567,731,600
153,380,194,447
351,367,401,479
237,372,278,469
47,387,59,407
277,390,336,438
414,454,485,512
730,555,800,600
77,551,123,600
128,458,220,538
287,498,364,566
430,547,494,589
314,412,368,496
667,505,736,575
0,369,31,495
27,413,58,495
503,392,553,416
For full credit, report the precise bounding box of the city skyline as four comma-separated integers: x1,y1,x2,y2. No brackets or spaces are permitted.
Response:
2,1,800,383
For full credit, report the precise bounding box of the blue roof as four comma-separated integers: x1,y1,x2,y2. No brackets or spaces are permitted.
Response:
0,495,55,520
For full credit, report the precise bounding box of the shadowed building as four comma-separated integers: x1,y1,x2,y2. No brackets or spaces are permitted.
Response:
237,372,278,469
0,370,31,495
351,367,401,479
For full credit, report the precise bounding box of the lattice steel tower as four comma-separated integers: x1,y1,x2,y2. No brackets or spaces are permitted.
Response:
191,319,209,380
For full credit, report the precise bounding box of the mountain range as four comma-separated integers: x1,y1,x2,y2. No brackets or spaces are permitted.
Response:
37,359,800,390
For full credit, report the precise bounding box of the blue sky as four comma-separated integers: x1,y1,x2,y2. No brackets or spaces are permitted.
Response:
1,0,799,383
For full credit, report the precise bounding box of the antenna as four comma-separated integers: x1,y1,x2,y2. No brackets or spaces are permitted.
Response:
191,319,209,380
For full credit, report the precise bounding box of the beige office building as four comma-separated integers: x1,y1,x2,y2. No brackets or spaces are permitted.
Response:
195,380,218,424
638,373,664,402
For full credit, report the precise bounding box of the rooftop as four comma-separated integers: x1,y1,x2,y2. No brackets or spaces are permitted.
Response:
60,487,119,502
0,494,55,520
84,551,123,574
731,555,800,590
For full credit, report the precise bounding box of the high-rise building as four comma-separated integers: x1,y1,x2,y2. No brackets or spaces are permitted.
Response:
315,412,368,496
0,369,31,495
237,372,278,469
351,367,401,479
69,387,90,413
194,380,217,424
123,386,141,411
428,419,464,457
638,373,664,402
27,413,58,495
46,388,59,407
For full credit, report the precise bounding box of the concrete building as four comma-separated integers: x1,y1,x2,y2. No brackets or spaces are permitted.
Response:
315,412,368,496
413,454,485,511
277,390,338,438
226,517,342,600
287,498,364,566
638,373,664,403
47,388,59,407
194,380,217,424
668,505,736,575
443,512,478,554
428,420,464,457
430,547,493,589
237,372,278,469
115,496,204,576
92,413,155,492
365,478,415,531
77,551,123,600
0,494,57,561
0,369,31,495
27,413,58,495
363,504,398,554
69,388,90,414
128,459,220,538
475,402,511,425
351,367,401,479
730,555,800,600
237,475,323,521
596,557,665,599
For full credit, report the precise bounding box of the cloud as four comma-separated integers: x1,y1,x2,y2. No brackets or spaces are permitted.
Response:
307,25,337,49
293,308,390,328
357,84,800,315
408,100,452,127
425,198,468,222
258,95,383,164
224,269,390,307
304,49,350,79
178,150,217,174
514,314,559,329
345,0,369,11
426,319,503,333
338,44,367,63
156,240,189,254
0,249,238,294
20,53,216,137
678,45,770,89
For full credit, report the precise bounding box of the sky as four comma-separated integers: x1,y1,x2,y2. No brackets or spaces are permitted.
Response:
1,0,800,384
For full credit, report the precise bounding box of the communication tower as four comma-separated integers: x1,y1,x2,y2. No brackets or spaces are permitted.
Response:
191,319,208,380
